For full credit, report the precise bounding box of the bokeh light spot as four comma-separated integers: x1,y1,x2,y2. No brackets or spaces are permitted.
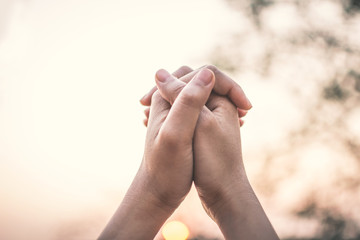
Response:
162,220,189,240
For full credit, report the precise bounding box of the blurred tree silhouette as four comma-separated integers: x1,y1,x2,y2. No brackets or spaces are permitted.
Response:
209,0,360,239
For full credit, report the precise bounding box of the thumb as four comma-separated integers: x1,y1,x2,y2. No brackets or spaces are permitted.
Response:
157,68,215,142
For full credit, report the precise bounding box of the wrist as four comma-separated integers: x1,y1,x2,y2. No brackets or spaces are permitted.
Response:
209,177,279,240
136,161,189,210
196,165,251,221
98,167,177,240
210,175,256,223
123,166,178,218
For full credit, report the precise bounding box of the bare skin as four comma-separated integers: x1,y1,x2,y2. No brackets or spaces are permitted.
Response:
141,65,251,127
140,65,252,111
98,69,215,240
153,67,279,240
98,66,279,240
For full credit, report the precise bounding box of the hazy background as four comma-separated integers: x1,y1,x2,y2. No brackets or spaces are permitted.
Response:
0,0,359,239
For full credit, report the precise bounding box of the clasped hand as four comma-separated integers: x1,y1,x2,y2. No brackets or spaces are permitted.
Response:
99,65,279,240
140,66,251,214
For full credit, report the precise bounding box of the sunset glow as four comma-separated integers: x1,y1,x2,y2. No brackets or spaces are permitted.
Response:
162,221,190,240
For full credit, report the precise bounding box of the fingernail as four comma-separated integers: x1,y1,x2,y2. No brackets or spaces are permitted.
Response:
246,97,253,109
156,69,170,83
140,93,148,101
196,69,213,86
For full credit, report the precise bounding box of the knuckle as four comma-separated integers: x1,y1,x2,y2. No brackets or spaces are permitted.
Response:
218,98,238,116
179,91,201,108
198,113,217,130
204,64,219,74
157,129,179,148
216,96,237,112
169,84,185,105
223,99,237,113
151,90,162,104
150,91,171,110
178,65,192,73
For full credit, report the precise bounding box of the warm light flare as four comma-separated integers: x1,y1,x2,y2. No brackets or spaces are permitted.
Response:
162,221,190,240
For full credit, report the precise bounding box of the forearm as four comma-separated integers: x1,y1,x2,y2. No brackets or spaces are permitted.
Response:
213,179,279,240
98,169,176,240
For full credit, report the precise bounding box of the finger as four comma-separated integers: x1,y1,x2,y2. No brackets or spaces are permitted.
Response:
239,118,244,127
143,118,148,127
155,71,186,105
237,108,248,118
156,68,215,142
178,65,252,110
172,65,193,78
147,91,170,129
142,65,252,110
143,65,193,128
144,108,150,118
140,86,157,106
144,108,150,128
140,66,193,106
206,93,236,114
